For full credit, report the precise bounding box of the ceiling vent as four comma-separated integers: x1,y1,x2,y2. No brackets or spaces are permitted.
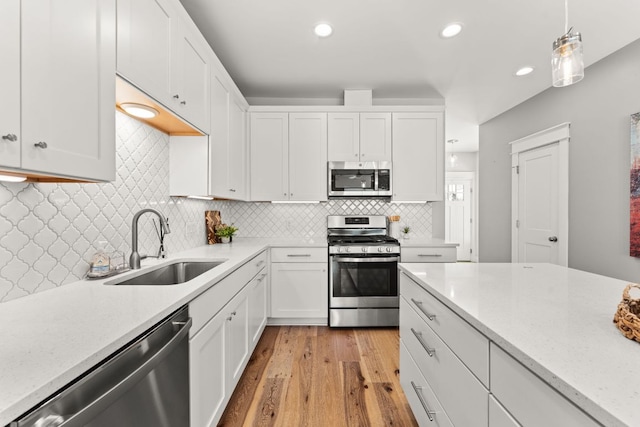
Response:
344,90,372,106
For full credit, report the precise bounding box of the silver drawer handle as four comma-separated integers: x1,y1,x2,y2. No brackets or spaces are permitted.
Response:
410,381,436,422
34,141,48,149
410,298,436,321
411,328,436,357
287,254,311,257
256,260,265,267
2,134,17,142
418,254,442,257
257,273,267,282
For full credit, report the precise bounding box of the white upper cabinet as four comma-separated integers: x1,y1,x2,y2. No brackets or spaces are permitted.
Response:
171,19,210,133
250,113,289,201
117,0,175,106
208,74,230,197
117,0,210,133
288,113,327,201
328,112,391,162
0,0,20,169
19,0,116,181
250,112,327,202
392,112,444,201
227,99,246,199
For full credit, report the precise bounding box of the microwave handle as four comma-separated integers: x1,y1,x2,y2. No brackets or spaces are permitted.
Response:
374,169,379,191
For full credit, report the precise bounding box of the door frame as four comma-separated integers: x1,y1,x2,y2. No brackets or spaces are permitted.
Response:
446,171,476,261
510,123,570,266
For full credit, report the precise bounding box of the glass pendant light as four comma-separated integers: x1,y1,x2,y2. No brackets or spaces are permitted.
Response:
551,0,584,87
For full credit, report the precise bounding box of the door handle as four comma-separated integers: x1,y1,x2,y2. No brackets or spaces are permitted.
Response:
548,236,558,242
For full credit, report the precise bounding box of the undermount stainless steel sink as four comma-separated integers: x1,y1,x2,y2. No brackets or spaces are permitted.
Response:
108,260,226,286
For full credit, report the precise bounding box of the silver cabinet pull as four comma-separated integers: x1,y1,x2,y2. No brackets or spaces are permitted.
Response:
173,94,180,99
257,273,267,282
287,254,311,257
256,260,265,267
229,189,236,192
548,236,558,242
410,381,436,422
418,254,442,257
2,134,17,142
410,298,436,321
227,316,233,321
34,141,48,149
180,101,186,105
411,328,436,357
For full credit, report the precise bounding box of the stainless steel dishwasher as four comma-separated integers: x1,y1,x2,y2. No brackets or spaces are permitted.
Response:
11,306,191,427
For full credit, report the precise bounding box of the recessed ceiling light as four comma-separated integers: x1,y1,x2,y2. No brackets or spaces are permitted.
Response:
314,23,333,37
440,23,463,38
120,103,159,119
515,66,535,77
0,174,27,183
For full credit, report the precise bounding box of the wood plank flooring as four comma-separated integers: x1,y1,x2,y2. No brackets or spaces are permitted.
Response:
218,326,418,427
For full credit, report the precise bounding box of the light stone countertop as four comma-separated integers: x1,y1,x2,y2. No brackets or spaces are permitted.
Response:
399,262,640,427
0,237,326,426
398,237,458,247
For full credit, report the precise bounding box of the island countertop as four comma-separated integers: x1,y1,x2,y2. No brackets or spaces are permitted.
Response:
399,262,640,427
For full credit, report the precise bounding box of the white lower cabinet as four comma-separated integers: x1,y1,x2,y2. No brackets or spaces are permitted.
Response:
489,395,521,427
269,248,328,322
189,251,267,427
490,344,600,427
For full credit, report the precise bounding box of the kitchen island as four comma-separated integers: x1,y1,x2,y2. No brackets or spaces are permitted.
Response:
399,262,640,427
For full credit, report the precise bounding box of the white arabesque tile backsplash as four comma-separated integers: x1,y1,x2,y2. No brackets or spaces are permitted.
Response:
0,111,432,302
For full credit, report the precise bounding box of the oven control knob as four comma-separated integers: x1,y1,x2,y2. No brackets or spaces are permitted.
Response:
378,247,383,253
386,247,392,253
344,247,350,253
361,247,368,253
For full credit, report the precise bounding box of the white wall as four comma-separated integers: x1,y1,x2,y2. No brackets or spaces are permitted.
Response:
479,39,640,281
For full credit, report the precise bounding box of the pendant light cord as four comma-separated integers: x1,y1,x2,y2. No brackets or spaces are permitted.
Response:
564,0,569,34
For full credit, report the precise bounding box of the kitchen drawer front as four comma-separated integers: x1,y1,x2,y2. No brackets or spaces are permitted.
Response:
490,344,601,427
489,395,521,427
401,247,456,263
400,272,489,386
400,298,488,427
400,342,454,427
270,247,327,263
191,251,266,336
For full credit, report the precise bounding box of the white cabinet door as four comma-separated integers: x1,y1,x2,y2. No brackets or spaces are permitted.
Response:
171,24,210,133
225,286,250,393
209,74,230,198
360,113,391,161
392,112,444,201
271,263,328,318
228,99,246,199
250,113,289,201
190,311,227,427
169,135,208,196
489,395,521,427
0,0,20,169
328,112,359,161
116,0,175,107
248,271,268,347
289,113,327,201
21,0,116,181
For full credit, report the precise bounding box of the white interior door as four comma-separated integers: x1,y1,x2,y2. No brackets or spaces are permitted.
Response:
445,174,473,261
516,144,560,263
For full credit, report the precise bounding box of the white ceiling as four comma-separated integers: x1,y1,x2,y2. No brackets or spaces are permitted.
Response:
179,0,640,152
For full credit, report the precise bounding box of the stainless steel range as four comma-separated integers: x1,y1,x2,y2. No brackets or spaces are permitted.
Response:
328,215,400,327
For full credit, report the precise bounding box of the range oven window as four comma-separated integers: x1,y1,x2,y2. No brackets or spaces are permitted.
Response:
331,256,398,298
332,169,375,192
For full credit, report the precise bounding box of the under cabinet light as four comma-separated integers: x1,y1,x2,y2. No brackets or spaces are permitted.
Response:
272,201,320,204
120,103,159,119
187,196,214,200
390,201,427,204
0,174,27,183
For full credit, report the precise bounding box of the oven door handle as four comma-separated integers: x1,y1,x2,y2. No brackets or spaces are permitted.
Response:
333,256,398,263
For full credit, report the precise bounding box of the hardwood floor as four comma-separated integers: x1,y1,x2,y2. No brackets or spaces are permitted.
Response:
218,326,418,427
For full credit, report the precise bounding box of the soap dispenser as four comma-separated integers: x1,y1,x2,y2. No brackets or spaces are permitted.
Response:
90,241,111,275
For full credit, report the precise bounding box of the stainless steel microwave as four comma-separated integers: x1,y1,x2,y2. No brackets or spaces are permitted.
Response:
328,161,392,198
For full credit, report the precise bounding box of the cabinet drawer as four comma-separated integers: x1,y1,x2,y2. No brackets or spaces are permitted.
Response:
489,395,521,427
270,247,327,263
490,344,601,427
191,251,267,336
400,272,489,386
400,342,454,427
401,247,456,263
400,298,488,427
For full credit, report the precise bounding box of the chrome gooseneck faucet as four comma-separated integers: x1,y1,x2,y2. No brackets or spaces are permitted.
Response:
130,208,171,269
